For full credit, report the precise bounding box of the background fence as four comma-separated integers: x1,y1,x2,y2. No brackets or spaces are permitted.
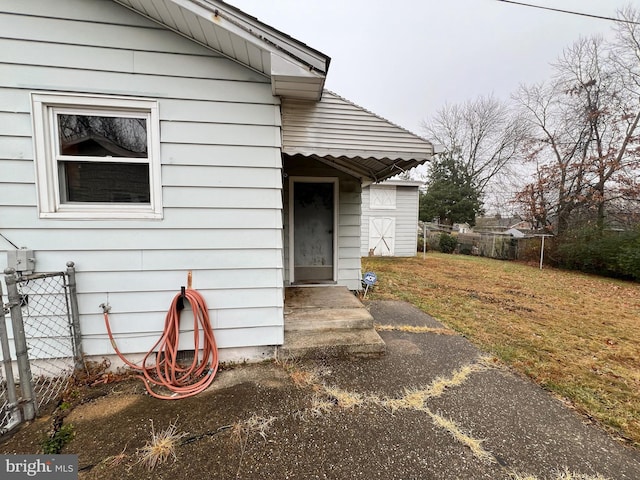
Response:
0,262,82,436
422,230,545,262
457,233,519,260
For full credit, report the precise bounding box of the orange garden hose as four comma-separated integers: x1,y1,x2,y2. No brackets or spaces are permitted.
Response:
102,289,218,400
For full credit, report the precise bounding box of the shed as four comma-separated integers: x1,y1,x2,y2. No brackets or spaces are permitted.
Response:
361,179,424,257
0,0,434,363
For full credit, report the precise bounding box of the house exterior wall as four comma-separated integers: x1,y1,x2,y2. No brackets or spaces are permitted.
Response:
361,184,420,257
0,0,284,359
283,156,362,291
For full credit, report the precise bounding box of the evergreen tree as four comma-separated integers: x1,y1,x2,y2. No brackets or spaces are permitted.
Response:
419,154,484,225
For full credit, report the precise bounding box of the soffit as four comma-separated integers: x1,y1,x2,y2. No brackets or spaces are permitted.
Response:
112,0,329,99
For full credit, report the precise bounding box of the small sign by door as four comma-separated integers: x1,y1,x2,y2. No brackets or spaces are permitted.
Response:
362,271,377,298
363,272,377,286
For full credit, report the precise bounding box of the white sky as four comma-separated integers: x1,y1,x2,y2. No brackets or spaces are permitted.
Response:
230,0,635,136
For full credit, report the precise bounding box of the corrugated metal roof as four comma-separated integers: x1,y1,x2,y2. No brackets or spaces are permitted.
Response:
282,91,434,181
112,0,329,99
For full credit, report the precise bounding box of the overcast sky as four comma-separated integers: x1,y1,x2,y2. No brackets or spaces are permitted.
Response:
230,0,634,137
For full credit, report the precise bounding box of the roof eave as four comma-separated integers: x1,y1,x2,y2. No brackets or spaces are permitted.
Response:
113,0,329,100
269,54,326,100
194,0,329,73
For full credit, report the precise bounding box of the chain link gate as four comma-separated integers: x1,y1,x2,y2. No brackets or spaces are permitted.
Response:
0,291,20,435
0,262,82,435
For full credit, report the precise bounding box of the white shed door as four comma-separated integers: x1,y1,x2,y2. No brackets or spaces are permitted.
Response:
369,217,395,256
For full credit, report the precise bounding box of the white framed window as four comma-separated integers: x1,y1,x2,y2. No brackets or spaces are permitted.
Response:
369,185,396,210
31,92,162,219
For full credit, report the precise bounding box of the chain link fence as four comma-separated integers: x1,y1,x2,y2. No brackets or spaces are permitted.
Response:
19,271,77,408
0,262,82,435
0,364,10,431
0,283,21,436
0,296,20,435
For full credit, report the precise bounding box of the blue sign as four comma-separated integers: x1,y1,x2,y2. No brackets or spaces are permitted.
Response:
363,272,377,286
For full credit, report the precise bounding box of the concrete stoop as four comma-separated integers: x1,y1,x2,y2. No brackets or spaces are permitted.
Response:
279,286,386,359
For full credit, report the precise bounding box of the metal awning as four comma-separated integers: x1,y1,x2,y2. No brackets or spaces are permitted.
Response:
282,91,434,182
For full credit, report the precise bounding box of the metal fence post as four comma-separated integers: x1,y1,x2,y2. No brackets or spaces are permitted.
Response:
0,281,21,429
66,261,84,371
4,268,36,421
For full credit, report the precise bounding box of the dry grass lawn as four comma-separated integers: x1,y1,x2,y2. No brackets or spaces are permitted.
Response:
362,253,640,447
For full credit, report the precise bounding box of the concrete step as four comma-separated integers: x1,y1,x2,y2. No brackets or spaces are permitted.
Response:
285,286,363,309
284,307,374,331
278,328,386,360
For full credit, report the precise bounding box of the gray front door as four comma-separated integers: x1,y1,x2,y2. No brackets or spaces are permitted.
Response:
292,181,335,283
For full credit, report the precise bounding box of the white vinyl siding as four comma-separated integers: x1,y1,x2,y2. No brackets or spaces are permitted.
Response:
361,183,420,257
0,0,283,356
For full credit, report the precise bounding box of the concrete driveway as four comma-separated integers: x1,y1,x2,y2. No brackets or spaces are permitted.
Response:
6,300,638,479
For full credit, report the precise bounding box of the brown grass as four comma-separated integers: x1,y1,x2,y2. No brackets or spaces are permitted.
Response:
323,386,364,410
136,420,187,470
231,414,276,478
374,324,457,335
231,414,276,443
363,253,640,447
377,359,488,414
426,408,496,464
510,470,609,480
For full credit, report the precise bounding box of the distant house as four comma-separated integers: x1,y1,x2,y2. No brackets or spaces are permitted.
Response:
474,216,532,234
504,228,526,238
0,0,434,362
453,223,471,234
361,179,423,256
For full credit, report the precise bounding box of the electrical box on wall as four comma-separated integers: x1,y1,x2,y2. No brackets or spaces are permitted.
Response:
7,249,36,275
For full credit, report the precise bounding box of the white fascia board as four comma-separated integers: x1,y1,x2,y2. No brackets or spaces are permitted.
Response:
270,53,325,99
170,0,328,74
270,53,323,78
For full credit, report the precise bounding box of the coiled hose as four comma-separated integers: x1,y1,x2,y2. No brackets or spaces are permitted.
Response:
103,289,218,400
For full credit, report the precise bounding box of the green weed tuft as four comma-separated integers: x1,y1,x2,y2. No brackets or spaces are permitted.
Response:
42,423,75,454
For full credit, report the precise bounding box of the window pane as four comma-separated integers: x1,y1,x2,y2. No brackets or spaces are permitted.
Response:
62,161,150,203
57,114,147,157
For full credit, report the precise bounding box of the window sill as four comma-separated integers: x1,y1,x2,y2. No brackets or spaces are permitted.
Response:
39,208,163,220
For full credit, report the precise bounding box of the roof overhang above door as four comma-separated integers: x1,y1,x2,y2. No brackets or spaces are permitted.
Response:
282,92,435,182
112,0,330,100
286,153,431,184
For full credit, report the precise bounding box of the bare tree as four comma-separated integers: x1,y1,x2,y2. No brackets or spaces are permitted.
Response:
611,6,640,99
514,35,640,235
609,5,640,222
422,94,528,205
